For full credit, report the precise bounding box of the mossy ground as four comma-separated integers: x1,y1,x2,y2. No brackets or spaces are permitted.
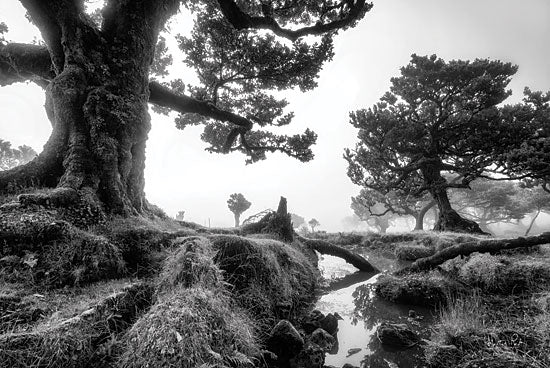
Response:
344,231,550,368
0,192,321,367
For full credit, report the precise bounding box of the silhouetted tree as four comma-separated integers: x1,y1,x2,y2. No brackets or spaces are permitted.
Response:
0,0,372,216
517,187,550,235
345,54,544,234
175,210,185,221
227,193,251,227
308,218,320,232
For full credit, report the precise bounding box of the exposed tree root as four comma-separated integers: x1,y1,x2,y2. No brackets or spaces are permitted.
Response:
298,235,378,273
397,232,550,274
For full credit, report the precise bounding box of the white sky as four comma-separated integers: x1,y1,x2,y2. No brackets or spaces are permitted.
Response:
1,0,549,230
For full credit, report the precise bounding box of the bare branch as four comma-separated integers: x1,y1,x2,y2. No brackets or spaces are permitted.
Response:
0,43,54,87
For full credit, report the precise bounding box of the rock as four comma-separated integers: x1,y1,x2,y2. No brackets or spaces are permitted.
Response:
310,328,335,352
302,309,324,334
376,322,419,348
267,320,304,363
346,347,362,357
408,309,417,318
320,313,339,335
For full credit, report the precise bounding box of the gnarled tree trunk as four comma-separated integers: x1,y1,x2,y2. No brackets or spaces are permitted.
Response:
421,164,486,234
413,201,435,231
0,0,179,216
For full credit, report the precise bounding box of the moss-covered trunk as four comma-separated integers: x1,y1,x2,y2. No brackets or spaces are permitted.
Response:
421,164,485,234
0,0,179,216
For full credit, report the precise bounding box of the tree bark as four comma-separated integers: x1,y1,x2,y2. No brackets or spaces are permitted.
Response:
396,232,550,274
234,213,241,227
524,209,541,236
421,164,486,234
297,236,378,273
413,201,435,231
0,0,180,216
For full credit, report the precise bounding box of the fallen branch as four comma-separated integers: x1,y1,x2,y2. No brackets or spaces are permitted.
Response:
397,232,550,274
297,236,378,273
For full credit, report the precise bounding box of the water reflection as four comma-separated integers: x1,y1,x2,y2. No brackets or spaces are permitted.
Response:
316,253,434,368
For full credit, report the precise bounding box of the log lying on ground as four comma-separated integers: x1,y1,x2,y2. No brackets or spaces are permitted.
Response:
397,232,550,275
298,236,378,273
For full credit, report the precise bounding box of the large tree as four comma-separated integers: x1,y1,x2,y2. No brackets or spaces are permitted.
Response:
0,0,372,217
227,192,251,227
344,54,539,234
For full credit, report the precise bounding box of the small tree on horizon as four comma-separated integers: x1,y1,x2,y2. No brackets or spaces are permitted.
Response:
308,218,320,232
175,210,185,221
227,193,251,227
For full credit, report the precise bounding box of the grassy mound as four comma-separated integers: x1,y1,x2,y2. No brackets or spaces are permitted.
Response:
394,243,435,260
428,291,550,368
209,235,319,332
375,272,461,307
119,287,259,368
458,253,550,294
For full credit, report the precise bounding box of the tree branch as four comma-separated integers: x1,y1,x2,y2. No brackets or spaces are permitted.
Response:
216,0,372,42
0,43,54,87
148,81,253,130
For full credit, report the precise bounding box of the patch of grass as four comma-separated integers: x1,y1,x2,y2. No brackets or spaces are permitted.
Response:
395,243,435,260
119,287,259,368
458,253,550,294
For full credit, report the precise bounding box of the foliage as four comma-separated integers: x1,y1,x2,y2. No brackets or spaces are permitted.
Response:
227,193,252,226
152,0,372,163
175,210,185,221
0,139,37,171
290,213,306,228
351,188,397,233
344,54,546,232
450,179,528,231
308,218,320,232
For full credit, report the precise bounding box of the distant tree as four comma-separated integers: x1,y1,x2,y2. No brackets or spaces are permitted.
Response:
341,214,363,231
450,180,527,235
175,210,185,221
227,193,251,227
308,218,320,232
345,54,539,234
290,213,306,229
517,187,550,235
350,191,396,233
0,139,37,171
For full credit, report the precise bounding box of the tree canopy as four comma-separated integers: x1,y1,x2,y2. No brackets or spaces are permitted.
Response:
227,192,251,227
0,0,373,216
0,139,37,171
308,218,320,232
345,54,546,233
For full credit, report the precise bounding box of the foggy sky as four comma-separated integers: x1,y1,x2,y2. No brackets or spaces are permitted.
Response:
1,0,549,231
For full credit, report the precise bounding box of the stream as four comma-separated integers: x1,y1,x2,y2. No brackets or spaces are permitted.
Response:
315,250,435,368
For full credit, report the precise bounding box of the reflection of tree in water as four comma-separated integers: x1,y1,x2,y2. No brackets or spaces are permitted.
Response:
351,283,433,368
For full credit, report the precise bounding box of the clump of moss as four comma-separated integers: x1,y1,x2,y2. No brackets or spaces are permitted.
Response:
119,287,259,368
209,235,319,332
375,272,460,307
458,253,550,294
157,236,222,290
